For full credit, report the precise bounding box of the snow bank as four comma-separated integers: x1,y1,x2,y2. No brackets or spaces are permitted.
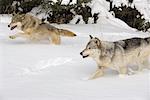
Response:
89,0,134,30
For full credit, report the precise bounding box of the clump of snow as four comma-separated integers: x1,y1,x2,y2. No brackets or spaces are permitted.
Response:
88,0,110,18
89,0,134,30
133,0,150,21
113,0,128,7
30,6,49,19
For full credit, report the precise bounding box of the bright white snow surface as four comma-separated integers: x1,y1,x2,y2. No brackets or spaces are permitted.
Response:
0,14,150,100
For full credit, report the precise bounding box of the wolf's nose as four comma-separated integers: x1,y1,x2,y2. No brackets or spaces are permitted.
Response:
80,52,83,55
8,25,10,27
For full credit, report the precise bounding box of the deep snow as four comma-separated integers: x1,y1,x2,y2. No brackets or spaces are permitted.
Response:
0,0,150,99
0,17,150,100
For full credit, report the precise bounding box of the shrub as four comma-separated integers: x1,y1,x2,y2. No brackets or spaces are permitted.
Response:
0,0,14,14
0,0,42,14
41,0,98,24
111,4,150,32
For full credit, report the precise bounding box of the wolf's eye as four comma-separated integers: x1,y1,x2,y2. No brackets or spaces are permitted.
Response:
95,41,98,44
88,47,91,49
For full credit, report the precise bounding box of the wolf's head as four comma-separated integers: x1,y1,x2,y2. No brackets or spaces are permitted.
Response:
8,13,25,30
80,35,101,58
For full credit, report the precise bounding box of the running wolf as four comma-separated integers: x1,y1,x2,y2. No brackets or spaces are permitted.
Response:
8,13,76,45
80,35,150,79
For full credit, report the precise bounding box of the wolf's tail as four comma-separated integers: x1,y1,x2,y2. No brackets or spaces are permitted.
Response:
58,29,77,37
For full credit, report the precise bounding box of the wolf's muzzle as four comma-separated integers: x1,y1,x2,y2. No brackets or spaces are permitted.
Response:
80,52,89,58
10,25,17,30
8,23,17,30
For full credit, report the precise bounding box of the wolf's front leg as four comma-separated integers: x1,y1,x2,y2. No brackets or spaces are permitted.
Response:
89,67,104,80
9,33,30,39
50,33,61,45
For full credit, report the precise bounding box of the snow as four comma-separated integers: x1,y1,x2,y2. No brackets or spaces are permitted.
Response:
0,0,150,99
0,15,11,23
0,14,150,100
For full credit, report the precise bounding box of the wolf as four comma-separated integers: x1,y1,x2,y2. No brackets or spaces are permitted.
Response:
8,13,76,45
80,35,150,79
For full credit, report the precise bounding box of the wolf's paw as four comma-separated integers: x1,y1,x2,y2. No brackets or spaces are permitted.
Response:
118,74,128,78
9,36,16,39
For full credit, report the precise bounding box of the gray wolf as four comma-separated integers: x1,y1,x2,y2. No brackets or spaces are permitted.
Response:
8,13,76,45
80,35,150,79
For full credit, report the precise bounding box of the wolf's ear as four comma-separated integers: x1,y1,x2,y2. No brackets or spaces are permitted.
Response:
89,35,93,39
95,37,101,45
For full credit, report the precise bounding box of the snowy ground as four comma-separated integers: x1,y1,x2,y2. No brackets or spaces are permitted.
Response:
0,15,150,100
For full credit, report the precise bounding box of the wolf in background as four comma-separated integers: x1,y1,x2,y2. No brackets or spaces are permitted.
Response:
80,35,150,79
8,13,76,45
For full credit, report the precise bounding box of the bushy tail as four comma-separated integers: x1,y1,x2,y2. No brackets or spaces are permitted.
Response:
58,29,77,37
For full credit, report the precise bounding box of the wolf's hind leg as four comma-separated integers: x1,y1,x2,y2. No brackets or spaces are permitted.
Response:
137,64,144,71
136,60,147,71
142,59,150,70
118,66,128,77
50,33,61,45
89,68,104,80
127,67,137,75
